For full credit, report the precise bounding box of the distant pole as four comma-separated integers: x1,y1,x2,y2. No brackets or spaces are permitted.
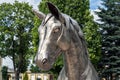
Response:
0,56,2,80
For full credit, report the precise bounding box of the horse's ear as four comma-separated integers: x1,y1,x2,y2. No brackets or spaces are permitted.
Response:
47,2,65,23
32,9,46,20
47,2,60,19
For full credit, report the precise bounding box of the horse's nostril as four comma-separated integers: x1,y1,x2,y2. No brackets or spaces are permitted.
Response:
42,58,48,64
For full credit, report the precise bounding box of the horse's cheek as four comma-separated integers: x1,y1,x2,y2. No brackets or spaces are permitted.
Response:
57,36,70,51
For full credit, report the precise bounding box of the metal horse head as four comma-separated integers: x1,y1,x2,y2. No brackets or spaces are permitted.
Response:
33,2,71,71
33,2,99,80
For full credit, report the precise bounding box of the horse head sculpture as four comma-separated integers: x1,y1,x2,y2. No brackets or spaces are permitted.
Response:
33,2,99,80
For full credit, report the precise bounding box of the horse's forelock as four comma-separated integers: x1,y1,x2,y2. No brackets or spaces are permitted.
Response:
44,14,52,22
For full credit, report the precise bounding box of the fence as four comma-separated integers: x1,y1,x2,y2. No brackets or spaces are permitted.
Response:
8,72,53,80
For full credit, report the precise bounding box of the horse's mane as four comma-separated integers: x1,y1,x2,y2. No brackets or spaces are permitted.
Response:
62,13,89,57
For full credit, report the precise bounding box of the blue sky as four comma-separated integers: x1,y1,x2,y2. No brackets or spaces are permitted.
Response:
90,0,102,10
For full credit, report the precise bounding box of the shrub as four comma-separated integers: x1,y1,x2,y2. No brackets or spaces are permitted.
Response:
23,72,28,80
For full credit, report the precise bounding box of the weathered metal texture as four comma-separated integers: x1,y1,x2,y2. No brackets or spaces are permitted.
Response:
33,2,99,80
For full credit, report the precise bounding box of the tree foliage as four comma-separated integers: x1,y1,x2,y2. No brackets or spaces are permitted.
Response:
1,66,8,80
32,0,101,79
0,1,34,80
96,0,120,79
30,64,41,73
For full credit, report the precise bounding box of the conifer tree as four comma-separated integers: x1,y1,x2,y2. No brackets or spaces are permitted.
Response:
97,0,120,79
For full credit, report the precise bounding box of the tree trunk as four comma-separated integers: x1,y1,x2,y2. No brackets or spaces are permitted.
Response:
15,70,20,80
12,55,20,80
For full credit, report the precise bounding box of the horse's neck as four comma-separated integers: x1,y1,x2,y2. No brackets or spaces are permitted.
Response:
63,41,89,80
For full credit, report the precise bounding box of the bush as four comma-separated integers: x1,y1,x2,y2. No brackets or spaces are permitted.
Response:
23,72,28,80
1,66,8,80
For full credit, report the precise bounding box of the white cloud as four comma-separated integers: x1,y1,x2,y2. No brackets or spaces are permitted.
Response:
0,0,41,9
0,0,14,4
2,56,14,69
91,9,100,21
90,9,104,24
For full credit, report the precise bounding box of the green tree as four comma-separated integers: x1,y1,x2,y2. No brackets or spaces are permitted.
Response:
32,0,101,79
30,64,41,73
1,66,8,80
0,1,34,80
83,19,101,67
96,0,120,79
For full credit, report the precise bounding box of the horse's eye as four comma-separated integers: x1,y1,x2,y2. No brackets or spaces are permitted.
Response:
53,28,60,33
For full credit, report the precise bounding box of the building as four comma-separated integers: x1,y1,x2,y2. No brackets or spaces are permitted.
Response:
8,72,53,80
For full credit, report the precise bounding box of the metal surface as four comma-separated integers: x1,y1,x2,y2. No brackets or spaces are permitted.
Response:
33,2,99,80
